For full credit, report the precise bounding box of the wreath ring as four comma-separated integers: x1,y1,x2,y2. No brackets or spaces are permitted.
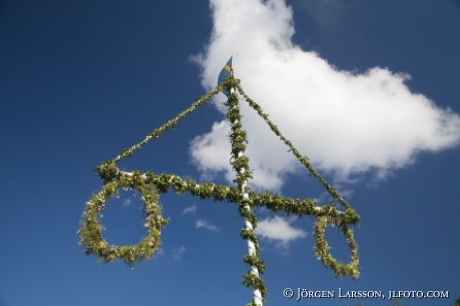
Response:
314,215,360,279
78,172,168,267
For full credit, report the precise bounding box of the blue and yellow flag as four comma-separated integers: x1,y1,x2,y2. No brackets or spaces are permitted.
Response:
218,56,233,96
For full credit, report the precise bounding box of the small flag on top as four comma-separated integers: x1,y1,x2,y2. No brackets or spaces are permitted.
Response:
218,56,233,96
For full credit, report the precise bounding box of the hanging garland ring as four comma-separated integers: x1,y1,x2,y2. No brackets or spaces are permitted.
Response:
78,170,168,267
314,215,360,279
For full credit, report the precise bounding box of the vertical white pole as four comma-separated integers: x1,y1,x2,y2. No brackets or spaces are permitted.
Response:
242,170,263,306
231,86,263,306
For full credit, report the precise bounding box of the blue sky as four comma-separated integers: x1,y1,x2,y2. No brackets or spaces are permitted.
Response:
1,1,460,306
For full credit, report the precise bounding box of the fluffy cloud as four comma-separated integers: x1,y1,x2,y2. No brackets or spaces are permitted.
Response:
181,205,198,216
196,219,219,232
171,246,186,262
191,0,460,191
256,216,307,247
123,198,132,206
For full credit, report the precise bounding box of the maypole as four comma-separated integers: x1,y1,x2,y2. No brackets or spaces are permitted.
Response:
78,55,361,306
219,56,265,305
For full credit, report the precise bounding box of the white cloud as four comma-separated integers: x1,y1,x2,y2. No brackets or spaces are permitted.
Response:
171,246,186,262
156,248,165,258
123,198,132,206
181,205,198,216
190,121,233,180
190,0,460,191
256,216,307,247
196,219,219,232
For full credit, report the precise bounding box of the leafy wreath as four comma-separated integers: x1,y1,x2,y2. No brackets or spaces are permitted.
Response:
78,169,168,267
314,215,359,279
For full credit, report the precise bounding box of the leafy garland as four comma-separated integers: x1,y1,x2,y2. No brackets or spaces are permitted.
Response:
314,215,359,279
78,170,168,268
226,88,268,303
78,75,361,305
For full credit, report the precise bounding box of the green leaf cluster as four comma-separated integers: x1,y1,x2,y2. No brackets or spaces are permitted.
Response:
78,176,168,268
